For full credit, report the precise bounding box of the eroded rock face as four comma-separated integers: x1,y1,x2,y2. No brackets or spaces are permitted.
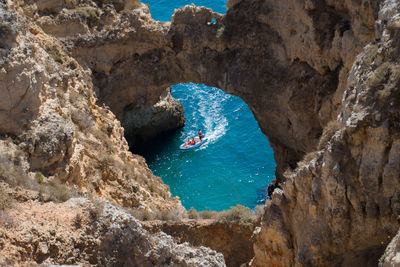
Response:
0,2,183,213
3,0,400,266
37,0,380,179
53,0,399,265
0,197,225,266
252,1,400,265
380,229,400,266
123,87,185,151
0,8,41,135
142,219,255,267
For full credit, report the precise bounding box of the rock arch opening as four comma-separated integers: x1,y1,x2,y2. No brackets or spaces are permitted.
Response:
135,83,275,211
72,1,341,194
22,0,396,264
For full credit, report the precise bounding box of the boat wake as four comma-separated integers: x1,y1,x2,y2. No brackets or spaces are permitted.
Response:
186,84,228,148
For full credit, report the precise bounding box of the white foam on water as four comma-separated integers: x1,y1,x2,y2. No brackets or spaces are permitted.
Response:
191,84,229,148
233,105,243,113
173,83,230,149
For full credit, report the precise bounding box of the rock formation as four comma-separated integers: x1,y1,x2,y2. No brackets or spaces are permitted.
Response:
0,191,225,266
142,219,255,267
380,228,400,266
0,0,183,214
252,0,400,265
1,0,400,266
123,87,185,152
40,0,380,178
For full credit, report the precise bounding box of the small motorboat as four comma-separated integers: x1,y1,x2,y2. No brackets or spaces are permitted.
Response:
180,137,208,150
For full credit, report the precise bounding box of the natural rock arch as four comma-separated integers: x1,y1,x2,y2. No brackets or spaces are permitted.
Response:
70,3,347,178
5,0,400,265
41,0,400,265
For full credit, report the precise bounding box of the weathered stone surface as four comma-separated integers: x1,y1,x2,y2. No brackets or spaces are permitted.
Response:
49,0,379,180
123,87,185,151
143,219,255,267
0,3,183,213
252,1,400,265
2,0,400,266
0,197,225,266
36,0,64,13
0,9,41,135
380,229,400,267
0,7,19,51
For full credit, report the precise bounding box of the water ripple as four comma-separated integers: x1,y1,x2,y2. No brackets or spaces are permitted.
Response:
142,83,276,211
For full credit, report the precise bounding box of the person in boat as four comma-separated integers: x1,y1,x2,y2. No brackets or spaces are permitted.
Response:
183,138,191,147
198,129,204,141
191,138,196,145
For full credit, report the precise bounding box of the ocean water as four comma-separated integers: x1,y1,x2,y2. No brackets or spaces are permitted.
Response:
140,1,276,211
141,0,226,21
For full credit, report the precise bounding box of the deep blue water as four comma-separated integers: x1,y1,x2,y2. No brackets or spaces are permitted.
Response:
140,1,276,211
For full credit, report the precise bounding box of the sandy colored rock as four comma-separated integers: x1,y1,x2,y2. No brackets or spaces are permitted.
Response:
2,0,400,266
43,0,378,179
142,219,255,267
380,229,400,267
0,197,225,266
0,2,183,214
252,1,400,265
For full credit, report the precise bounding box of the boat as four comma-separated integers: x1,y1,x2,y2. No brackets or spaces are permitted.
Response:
179,137,208,150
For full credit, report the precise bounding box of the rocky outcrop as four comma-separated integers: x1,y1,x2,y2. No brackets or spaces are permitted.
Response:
2,0,400,266
123,87,185,151
380,229,400,266
55,0,399,265
27,0,379,179
0,196,225,266
252,1,400,265
0,1,183,213
142,219,255,267
0,7,41,136
36,2,400,264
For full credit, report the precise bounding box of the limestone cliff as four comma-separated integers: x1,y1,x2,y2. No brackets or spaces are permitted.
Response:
0,0,183,215
123,87,185,152
33,0,380,179
252,0,400,265
35,1,400,264
0,1,227,265
2,0,400,266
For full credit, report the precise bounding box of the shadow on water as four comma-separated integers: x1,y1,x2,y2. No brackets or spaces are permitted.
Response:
137,128,185,164
129,83,276,211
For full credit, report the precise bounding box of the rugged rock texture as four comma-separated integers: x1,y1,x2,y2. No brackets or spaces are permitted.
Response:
20,0,187,149
142,219,255,267
0,0,183,213
0,196,225,266
252,0,400,265
30,0,379,178
36,1,400,264
123,87,185,151
2,0,400,266
380,229,400,266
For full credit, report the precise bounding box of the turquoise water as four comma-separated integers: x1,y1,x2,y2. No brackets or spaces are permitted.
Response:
141,0,226,21
140,1,276,211
142,84,275,211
